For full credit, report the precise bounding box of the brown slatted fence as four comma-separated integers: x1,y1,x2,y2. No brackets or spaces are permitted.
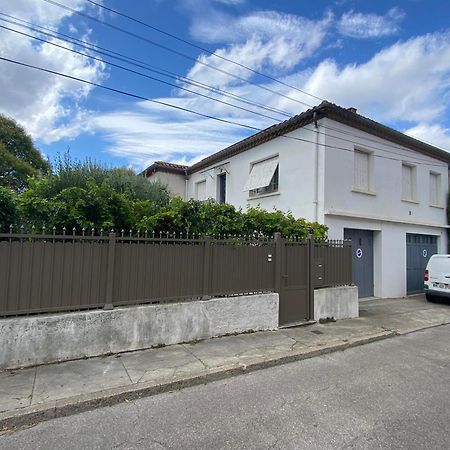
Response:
0,230,352,317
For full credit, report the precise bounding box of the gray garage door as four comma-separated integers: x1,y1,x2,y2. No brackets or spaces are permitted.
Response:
406,234,437,294
344,229,374,298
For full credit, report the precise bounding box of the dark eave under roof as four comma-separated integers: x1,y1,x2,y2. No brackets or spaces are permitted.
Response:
187,101,450,174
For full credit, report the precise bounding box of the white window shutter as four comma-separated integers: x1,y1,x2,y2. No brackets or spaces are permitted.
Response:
243,158,279,191
402,164,413,200
354,151,369,190
196,180,206,201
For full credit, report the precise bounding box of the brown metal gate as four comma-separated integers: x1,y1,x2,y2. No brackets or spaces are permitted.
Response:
275,235,352,326
276,235,311,326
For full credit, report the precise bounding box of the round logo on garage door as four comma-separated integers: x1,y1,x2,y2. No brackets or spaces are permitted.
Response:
356,248,363,259
423,249,428,258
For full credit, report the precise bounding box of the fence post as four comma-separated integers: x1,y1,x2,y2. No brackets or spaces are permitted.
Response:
202,236,211,299
104,232,116,310
274,232,282,294
307,234,314,320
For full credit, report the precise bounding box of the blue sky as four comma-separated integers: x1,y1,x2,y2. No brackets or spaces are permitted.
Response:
1,0,450,172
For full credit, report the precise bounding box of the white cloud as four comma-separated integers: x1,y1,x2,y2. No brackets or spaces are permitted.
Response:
91,29,450,170
74,22,450,171
214,0,245,5
405,123,450,152
0,0,106,144
338,7,405,39
92,102,257,168
302,31,450,123
185,10,332,90
3,0,448,172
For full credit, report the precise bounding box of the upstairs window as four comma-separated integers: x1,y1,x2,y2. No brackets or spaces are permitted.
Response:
402,163,416,201
244,157,279,197
429,171,441,206
353,149,371,192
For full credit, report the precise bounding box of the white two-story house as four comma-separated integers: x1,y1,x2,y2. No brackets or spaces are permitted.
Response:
142,101,450,299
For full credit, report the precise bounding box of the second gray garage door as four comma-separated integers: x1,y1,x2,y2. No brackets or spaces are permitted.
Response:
406,234,437,294
344,228,374,298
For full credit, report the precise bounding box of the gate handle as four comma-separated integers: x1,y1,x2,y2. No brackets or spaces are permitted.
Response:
281,274,288,278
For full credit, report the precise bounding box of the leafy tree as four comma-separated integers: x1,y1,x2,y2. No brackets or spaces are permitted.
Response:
17,155,170,231
0,186,18,232
0,115,50,190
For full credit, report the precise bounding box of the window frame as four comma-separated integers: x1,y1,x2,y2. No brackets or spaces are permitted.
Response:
352,148,374,194
194,179,207,201
429,171,442,207
249,165,279,197
247,155,279,198
401,162,417,203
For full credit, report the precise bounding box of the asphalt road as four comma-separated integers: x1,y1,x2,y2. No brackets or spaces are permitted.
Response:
1,325,449,450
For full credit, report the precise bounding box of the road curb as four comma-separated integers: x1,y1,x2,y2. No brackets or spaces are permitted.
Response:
0,329,400,433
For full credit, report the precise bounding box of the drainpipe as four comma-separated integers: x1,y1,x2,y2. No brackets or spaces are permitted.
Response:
313,112,320,222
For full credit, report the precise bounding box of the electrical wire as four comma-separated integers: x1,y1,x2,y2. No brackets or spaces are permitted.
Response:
0,55,445,168
0,24,285,122
35,3,441,160
82,0,324,103
40,0,316,108
0,13,292,119
2,18,441,166
2,12,443,165
0,56,262,131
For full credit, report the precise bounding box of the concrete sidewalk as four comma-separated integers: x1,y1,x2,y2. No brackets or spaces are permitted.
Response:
1,295,449,431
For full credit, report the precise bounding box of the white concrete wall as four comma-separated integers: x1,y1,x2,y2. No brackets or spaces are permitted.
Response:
148,172,186,197
321,118,449,298
187,126,323,221
322,118,449,227
0,294,279,369
314,286,359,320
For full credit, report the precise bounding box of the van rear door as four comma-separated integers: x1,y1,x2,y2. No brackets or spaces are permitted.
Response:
429,256,450,290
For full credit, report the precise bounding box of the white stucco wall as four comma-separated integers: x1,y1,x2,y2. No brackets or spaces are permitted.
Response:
320,118,449,298
187,126,324,221
322,118,449,227
148,172,186,197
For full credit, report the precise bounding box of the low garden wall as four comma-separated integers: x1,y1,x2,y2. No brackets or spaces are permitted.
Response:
0,293,279,369
314,286,359,320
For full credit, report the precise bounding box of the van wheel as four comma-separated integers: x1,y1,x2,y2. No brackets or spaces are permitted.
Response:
426,293,436,302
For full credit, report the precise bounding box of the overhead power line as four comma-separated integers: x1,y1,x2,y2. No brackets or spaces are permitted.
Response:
1,13,440,163
0,13,292,119
83,0,324,103
0,24,285,122
40,0,316,108
0,56,444,168
0,56,261,131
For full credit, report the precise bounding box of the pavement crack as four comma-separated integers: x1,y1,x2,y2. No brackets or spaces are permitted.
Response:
29,367,38,407
182,344,208,370
120,359,134,384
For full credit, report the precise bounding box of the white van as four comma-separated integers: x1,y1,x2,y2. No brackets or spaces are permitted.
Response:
424,254,450,301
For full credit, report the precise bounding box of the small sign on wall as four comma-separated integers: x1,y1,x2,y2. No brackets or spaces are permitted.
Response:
356,248,363,259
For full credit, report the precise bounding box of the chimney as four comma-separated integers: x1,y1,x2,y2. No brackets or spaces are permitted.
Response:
347,107,357,113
